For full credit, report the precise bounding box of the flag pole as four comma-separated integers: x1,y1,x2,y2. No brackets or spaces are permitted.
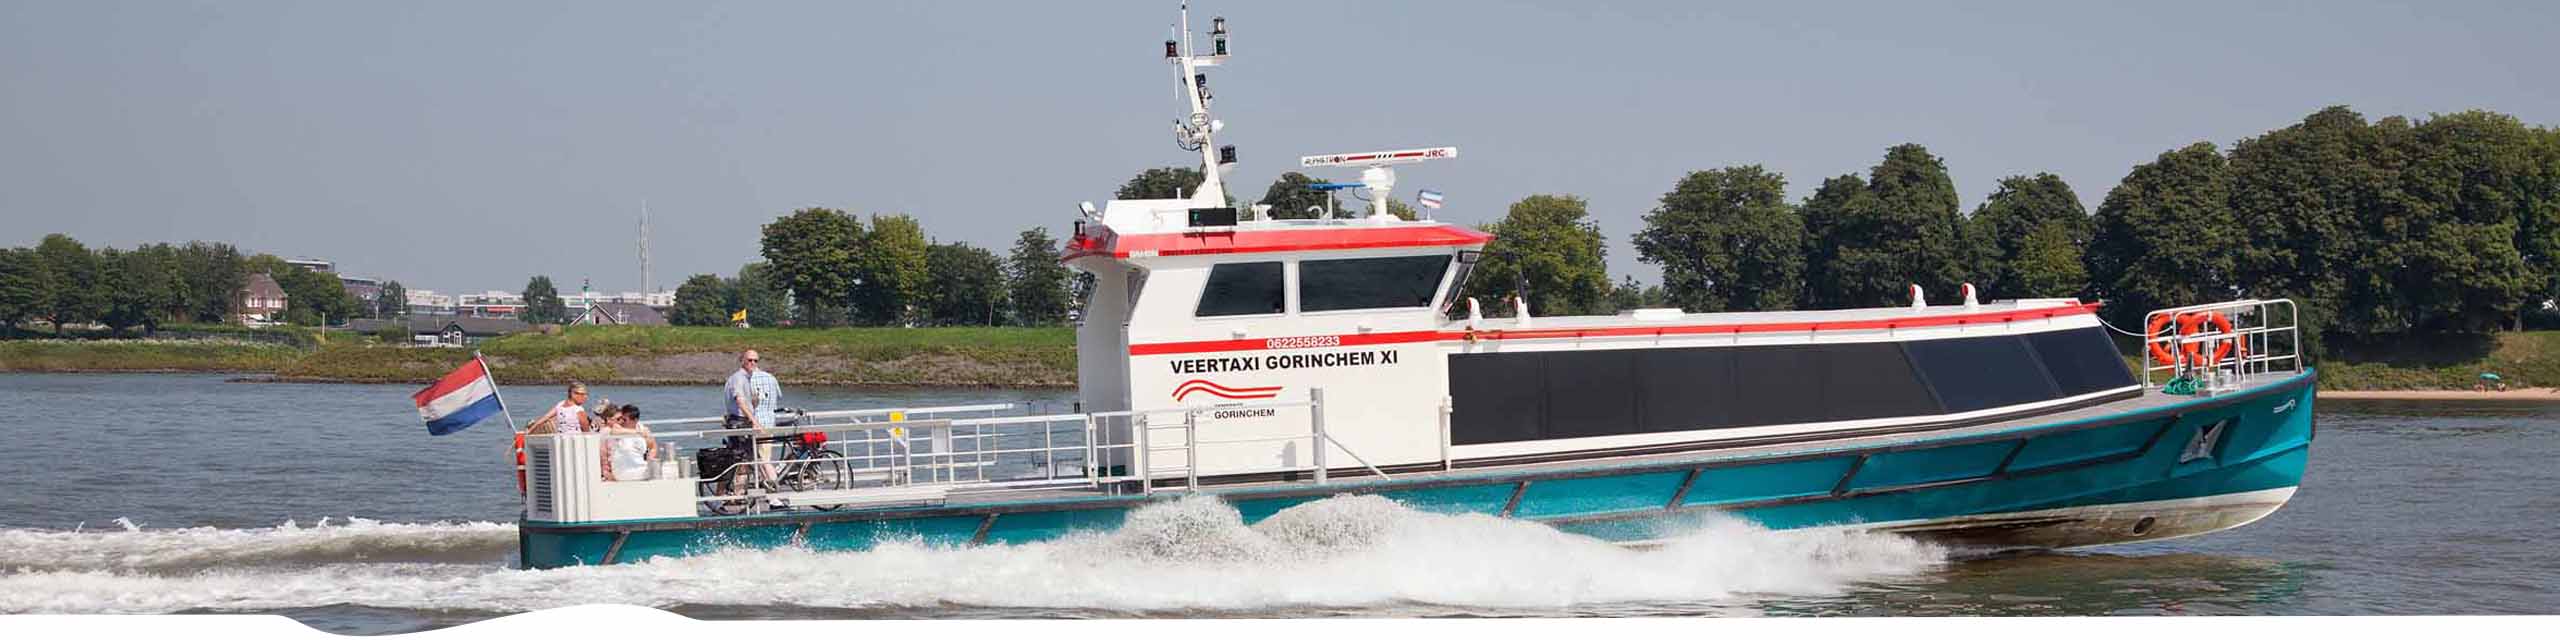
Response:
479,351,520,432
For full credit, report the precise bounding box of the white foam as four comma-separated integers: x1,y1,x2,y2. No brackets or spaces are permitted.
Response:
0,517,518,572
0,496,1946,614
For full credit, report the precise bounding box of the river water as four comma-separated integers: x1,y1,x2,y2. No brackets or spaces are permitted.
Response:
0,373,2551,631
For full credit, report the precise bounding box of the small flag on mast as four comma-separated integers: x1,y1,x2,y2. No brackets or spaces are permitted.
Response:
1417,189,1445,209
731,309,748,324
412,357,506,436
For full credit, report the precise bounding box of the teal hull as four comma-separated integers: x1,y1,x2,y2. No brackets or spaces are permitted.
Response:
520,371,2315,569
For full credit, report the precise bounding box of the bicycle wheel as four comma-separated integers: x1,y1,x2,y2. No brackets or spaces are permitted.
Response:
702,476,750,516
786,450,845,492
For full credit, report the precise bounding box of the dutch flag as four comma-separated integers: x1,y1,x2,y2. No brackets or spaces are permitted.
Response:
1417,189,1445,209
413,357,506,436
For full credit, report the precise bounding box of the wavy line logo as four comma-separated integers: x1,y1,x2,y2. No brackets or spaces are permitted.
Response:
1173,379,1282,401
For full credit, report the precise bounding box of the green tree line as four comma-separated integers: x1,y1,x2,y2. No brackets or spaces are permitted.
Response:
673,208,1076,328
0,235,394,335
1601,106,2560,354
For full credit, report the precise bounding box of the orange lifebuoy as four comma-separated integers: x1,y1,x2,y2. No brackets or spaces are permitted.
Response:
2145,314,2179,365
2177,312,2241,366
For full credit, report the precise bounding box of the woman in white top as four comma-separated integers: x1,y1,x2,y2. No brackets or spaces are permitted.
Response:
525,382,601,434
603,404,660,481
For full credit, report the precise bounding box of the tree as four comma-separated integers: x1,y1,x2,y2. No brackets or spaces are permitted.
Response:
0,247,53,332
761,207,864,327
1116,167,1207,200
1602,275,1648,314
34,234,101,335
854,214,930,325
520,276,567,324
2394,111,2542,333
98,246,182,334
1260,171,1331,219
1866,144,1972,300
924,242,1007,325
2086,142,2242,330
734,262,788,328
1968,174,2090,299
377,280,408,319
172,242,245,323
1634,165,1805,312
2007,221,2089,300
667,273,732,326
1379,197,1418,221
2227,106,2383,342
1007,227,1073,325
1458,194,1611,316
262,260,356,326
1799,175,1896,308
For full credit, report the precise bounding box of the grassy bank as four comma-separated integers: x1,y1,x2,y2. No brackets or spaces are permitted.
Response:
0,339,304,373
2312,331,2560,391
275,325,1078,387
1,325,1076,386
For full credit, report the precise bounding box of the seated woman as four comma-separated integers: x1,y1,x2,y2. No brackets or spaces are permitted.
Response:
603,404,662,481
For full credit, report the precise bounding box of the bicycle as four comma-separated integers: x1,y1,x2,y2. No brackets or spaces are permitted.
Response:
700,410,847,515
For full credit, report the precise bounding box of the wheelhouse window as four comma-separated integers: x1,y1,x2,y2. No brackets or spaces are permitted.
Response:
1300,255,1454,312
1195,262,1285,316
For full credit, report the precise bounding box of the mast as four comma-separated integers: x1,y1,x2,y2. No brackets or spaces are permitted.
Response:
1167,3,1234,206
638,199,653,293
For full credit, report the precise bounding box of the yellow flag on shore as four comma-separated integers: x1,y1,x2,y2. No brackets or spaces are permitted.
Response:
731,309,747,323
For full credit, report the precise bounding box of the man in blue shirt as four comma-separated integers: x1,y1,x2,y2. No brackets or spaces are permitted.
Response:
721,350,783,489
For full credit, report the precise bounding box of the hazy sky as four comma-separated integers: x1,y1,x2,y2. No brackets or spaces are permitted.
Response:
4,1,2555,295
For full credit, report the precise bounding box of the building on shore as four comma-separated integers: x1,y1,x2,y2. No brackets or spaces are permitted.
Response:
404,289,456,316
235,273,287,326
349,314,533,347
458,291,525,318
573,301,669,326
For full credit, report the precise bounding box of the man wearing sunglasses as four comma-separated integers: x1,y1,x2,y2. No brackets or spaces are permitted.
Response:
719,350,784,491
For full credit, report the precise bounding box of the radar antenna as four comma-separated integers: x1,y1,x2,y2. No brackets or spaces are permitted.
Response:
1298,147,1459,219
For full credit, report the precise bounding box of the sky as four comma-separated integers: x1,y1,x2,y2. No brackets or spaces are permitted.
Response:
4,0,2556,296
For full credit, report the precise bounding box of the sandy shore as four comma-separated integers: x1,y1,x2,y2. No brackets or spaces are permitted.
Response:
2319,387,2560,401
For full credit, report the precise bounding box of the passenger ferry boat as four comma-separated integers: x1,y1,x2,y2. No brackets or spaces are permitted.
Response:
515,6,2314,569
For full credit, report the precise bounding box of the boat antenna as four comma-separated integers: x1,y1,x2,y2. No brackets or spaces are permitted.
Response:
1165,3,1235,206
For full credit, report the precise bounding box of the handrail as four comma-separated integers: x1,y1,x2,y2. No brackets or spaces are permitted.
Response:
533,390,1394,513
2139,298,2300,393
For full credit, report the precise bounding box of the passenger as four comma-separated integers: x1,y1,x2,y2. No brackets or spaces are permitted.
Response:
721,350,784,488
604,404,660,481
525,381,600,435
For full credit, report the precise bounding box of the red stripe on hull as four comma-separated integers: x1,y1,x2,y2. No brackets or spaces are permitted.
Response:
1124,303,2099,356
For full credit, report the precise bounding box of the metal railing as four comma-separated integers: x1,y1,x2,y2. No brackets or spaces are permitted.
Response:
1119,388,1388,494
2140,298,2301,393
562,389,1386,515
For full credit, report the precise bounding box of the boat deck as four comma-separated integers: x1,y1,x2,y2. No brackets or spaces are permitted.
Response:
922,371,2305,509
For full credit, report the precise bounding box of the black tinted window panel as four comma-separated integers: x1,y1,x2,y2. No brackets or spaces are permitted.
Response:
1195,262,1284,316
1543,350,1639,438
1814,343,1944,421
2028,327,2137,396
1301,255,1452,312
1449,352,1546,445
1634,347,1734,431
1729,346,1826,426
1906,335,2061,412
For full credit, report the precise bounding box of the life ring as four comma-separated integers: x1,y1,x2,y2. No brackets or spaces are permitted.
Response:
2144,314,2179,365
2177,312,2241,366
513,432,528,494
